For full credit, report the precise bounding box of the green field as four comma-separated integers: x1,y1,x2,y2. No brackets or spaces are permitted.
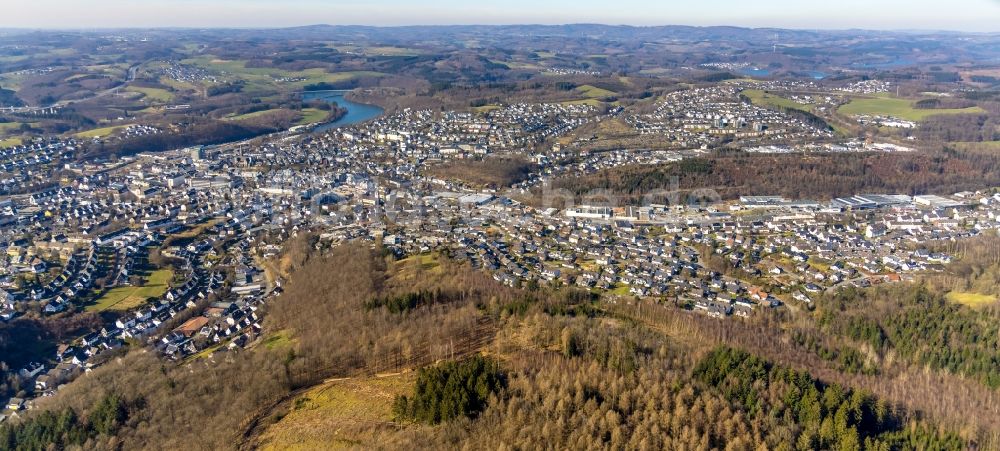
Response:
500,61,543,71
0,55,31,64
230,107,330,124
950,141,1000,151
87,268,174,312
159,76,198,92
0,72,32,90
127,86,175,102
392,252,444,281
743,89,813,112
0,122,27,134
608,285,632,296
259,373,416,450
296,108,330,125
188,344,223,361
472,104,502,113
180,56,384,93
163,218,223,247
75,125,129,138
262,330,295,349
576,84,616,98
292,70,384,88
330,45,424,57
225,108,287,121
0,137,22,148
64,73,92,83
637,68,673,76
946,291,997,309
838,97,985,121
1,50,77,63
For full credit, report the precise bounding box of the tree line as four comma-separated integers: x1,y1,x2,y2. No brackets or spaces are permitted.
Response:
0,394,130,451
547,150,1000,202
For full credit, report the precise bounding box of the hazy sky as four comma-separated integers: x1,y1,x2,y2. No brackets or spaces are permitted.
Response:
3,0,1000,31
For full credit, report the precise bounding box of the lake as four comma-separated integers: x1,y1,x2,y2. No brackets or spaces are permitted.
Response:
738,67,771,77
804,70,828,80
301,90,384,132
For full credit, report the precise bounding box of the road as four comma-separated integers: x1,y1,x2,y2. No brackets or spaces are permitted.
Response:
3,63,141,113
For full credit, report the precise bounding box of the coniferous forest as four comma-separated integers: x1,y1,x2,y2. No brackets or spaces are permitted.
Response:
1,241,997,450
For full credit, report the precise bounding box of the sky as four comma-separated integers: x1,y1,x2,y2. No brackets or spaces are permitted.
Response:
2,0,1000,32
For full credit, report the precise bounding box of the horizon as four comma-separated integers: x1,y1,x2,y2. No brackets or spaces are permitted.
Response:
3,0,1000,32
1,23,999,34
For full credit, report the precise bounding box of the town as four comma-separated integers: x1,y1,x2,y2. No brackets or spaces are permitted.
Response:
0,80,997,421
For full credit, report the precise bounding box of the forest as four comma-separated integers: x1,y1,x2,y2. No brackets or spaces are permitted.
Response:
0,240,995,450
917,114,1000,142
392,355,507,425
0,394,129,450
426,156,540,189
546,149,1000,203
817,285,1000,388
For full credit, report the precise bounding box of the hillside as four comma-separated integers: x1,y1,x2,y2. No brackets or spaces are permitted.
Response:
545,149,1000,202
3,240,1000,450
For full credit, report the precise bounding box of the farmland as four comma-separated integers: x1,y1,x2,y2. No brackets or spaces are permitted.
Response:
838,96,985,121
296,108,331,125
0,122,27,134
742,89,813,112
75,125,129,138
576,84,616,98
225,109,290,121
127,86,175,102
950,141,1000,151
179,57,385,93
330,45,424,56
472,104,502,113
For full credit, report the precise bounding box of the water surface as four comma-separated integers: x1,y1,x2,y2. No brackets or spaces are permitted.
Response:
739,67,771,77
302,90,384,131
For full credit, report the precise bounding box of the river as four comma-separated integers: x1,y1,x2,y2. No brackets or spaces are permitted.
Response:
301,90,384,132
